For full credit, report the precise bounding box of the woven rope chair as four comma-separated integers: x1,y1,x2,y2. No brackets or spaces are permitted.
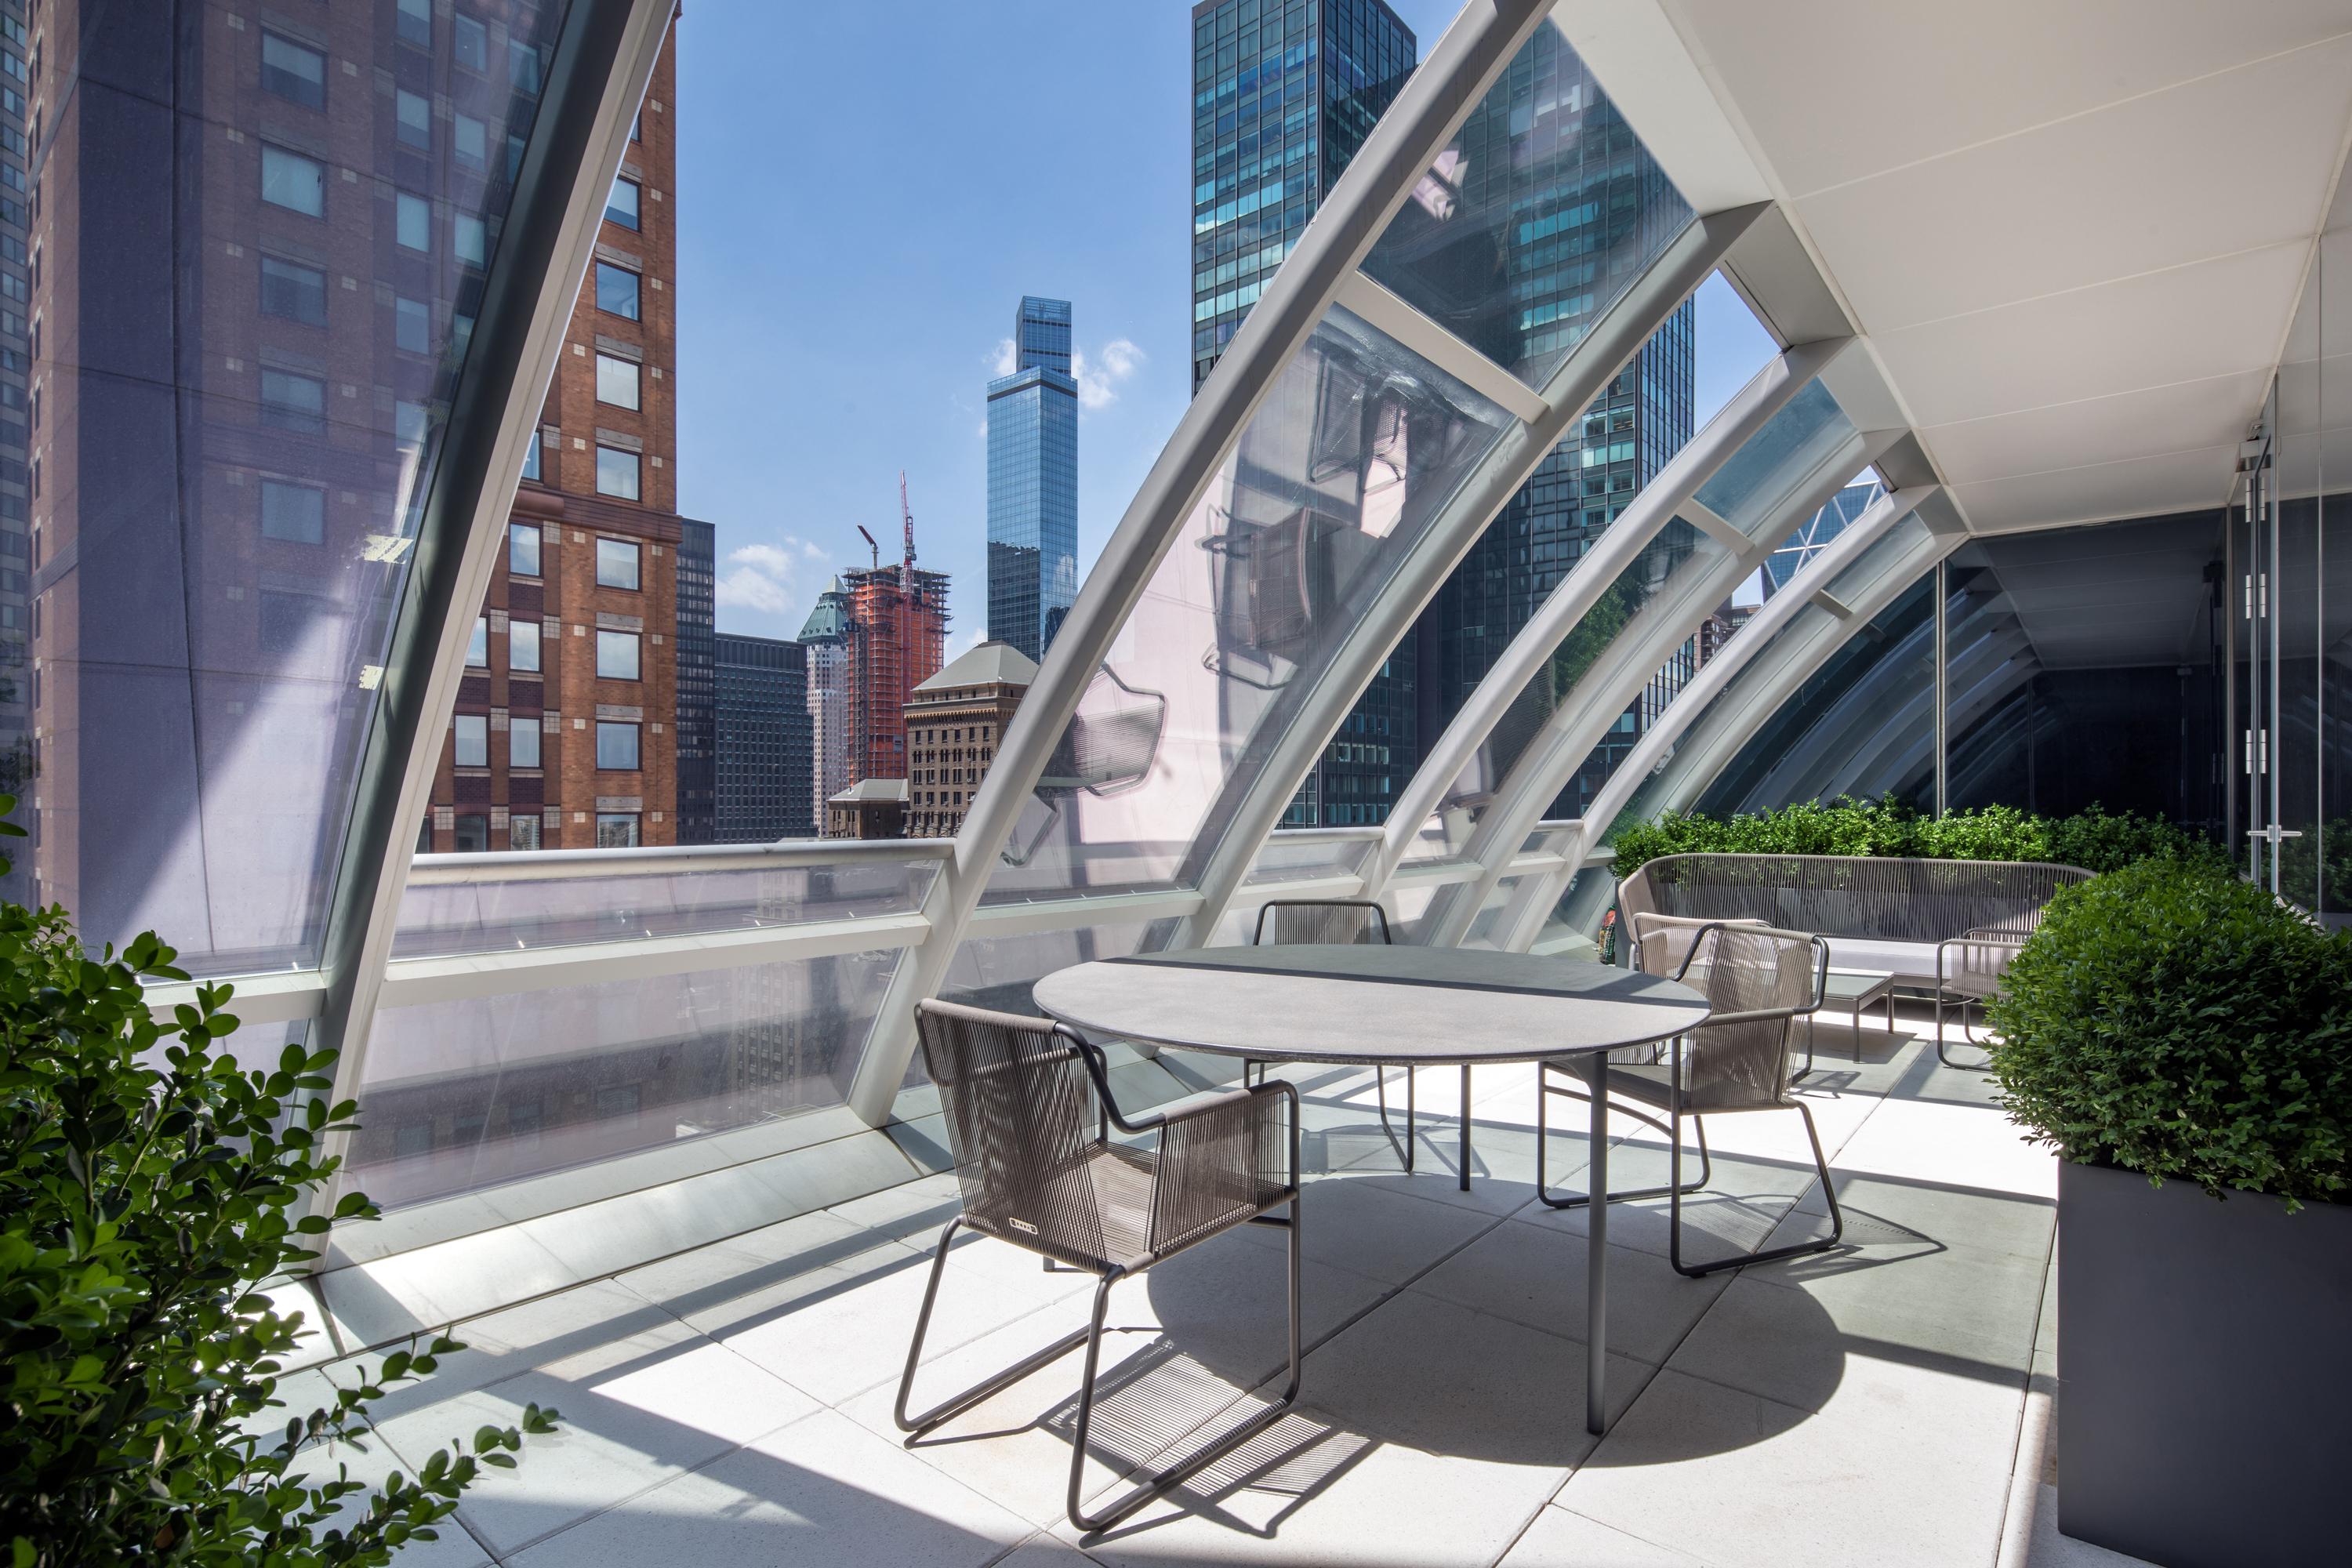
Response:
1535,924,1843,1278
1933,928,2028,1069
1247,898,1418,1170
896,998,1302,1534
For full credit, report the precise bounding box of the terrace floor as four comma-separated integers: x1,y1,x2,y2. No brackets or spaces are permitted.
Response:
280,1006,2159,1568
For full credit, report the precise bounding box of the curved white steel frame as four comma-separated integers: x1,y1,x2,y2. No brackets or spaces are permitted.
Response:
1168,201,1769,952
1361,336,1853,912
1489,485,1937,951
842,0,1562,1126
1621,510,1968,833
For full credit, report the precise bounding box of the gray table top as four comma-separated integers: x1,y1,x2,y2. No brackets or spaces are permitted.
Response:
1031,945,1712,1066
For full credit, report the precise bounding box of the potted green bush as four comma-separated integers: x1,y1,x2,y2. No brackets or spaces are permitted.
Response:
1988,859,2352,1568
0,798,554,1564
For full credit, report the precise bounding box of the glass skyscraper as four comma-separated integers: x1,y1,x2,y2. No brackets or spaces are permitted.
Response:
986,296,1079,663
1191,0,1415,394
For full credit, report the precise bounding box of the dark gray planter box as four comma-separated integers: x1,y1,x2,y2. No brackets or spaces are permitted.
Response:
2059,1160,2352,1567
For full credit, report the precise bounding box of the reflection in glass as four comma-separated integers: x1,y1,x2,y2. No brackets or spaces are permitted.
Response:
988,303,1514,904
343,950,901,1209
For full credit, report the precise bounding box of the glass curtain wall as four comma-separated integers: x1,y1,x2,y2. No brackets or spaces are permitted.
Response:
13,0,573,973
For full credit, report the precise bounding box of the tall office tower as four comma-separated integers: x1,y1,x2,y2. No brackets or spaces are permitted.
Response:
1190,0,1416,394
432,31,686,851
840,559,949,784
713,632,812,840
799,577,855,822
674,517,716,844
1193,0,1418,826
985,296,1077,663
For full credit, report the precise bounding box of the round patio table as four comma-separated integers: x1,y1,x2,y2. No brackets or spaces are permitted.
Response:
1033,943,1711,1436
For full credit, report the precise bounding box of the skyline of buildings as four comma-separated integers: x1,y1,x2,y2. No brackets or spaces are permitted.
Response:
985,296,1078,663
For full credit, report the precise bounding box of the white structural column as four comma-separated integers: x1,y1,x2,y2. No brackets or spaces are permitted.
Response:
1490,485,1937,951
1169,202,1770,952
1365,336,1853,902
843,0,1561,1128
1428,420,1907,948
312,0,678,1164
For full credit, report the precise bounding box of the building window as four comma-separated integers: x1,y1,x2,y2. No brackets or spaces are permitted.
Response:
453,713,488,767
260,479,325,543
260,33,325,109
509,619,541,672
394,89,430,150
453,13,488,71
595,813,640,848
508,521,540,576
394,295,430,354
596,721,640,771
466,616,488,667
452,813,489,852
521,433,541,481
259,368,325,434
454,216,486,268
595,446,640,500
595,536,641,589
260,145,324,217
396,191,430,251
510,720,540,768
596,629,640,680
395,0,430,45
510,43,543,96
508,813,540,851
595,353,640,410
260,254,327,326
454,112,487,171
594,262,640,320
605,177,640,230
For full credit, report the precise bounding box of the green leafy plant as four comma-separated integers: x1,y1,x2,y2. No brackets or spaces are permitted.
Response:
1609,797,2223,880
1987,859,2352,1209
0,795,555,1563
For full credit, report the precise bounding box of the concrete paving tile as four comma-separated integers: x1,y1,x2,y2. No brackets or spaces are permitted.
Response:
563,1334,819,1447
1563,1367,2014,1568
1514,1142,1830,1271
1787,1170,2057,1265
1226,1170,1501,1283
275,1423,497,1568
1128,1234,1403,1389
370,1363,757,1558
1725,1230,2049,1380
353,1279,676,1424
1059,1414,1564,1568
507,1406,1033,1567
611,1206,880,1315
1831,1096,2057,1199
1499,1504,1709,1567
1414,1218,1732,1367
823,1169,965,1242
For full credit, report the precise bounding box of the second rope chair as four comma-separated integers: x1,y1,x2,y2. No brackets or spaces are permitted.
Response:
1535,921,1844,1277
1250,898,1417,1171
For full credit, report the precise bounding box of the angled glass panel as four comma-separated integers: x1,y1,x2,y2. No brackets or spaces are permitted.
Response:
342,949,902,1210
391,852,940,959
1693,379,1858,539
987,304,1515,904
1359,18,1693,389
14,2,575,975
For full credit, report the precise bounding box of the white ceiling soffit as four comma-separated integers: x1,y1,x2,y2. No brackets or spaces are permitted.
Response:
1554,0,2352,538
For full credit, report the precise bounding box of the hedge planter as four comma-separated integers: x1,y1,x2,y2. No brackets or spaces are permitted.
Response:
2058,1160,2352,1567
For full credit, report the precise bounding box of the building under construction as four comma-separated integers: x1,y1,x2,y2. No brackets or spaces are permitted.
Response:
841,562,950,786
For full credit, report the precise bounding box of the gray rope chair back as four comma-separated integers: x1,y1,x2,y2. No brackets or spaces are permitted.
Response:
915,998,1123,1272
1675,924,1824,1113
1254,898,1392,946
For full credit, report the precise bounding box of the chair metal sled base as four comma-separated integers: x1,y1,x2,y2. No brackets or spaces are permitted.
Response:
1934,993,1998,1072
895,1207,1304,1535
1534,1073,1844,1279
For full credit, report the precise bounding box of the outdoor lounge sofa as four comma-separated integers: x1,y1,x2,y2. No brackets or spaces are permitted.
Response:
1617,853,2093,1063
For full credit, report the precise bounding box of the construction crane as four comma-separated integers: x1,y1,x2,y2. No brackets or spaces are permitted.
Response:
899,471,916,592
855,524,880,571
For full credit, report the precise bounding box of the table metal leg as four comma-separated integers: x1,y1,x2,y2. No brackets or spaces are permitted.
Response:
1458,1063,1472,1192
1584,1050,1609,1436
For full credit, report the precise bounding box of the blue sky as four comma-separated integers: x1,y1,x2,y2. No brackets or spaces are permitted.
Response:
673,2,1780,648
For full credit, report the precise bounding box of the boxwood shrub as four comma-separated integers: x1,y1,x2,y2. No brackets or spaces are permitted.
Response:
1610,797,2222,880
1987,860,2352,1208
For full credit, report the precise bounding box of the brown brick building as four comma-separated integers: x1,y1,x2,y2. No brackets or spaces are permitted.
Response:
428,31,682,852
903,641,1034,839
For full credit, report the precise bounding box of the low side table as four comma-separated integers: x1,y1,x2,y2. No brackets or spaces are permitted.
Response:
1816,971,1897,1065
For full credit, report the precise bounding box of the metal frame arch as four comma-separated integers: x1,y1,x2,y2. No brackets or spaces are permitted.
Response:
1364,335,1854,902
314,0,680,1156
844,0,1561,1127
1427,421,1907,948
1169,202,1770,953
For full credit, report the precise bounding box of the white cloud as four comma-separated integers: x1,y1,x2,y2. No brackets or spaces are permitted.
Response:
949,623,988,659
990,337,1017,377
1073,338,1144,409
716,539,825,616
